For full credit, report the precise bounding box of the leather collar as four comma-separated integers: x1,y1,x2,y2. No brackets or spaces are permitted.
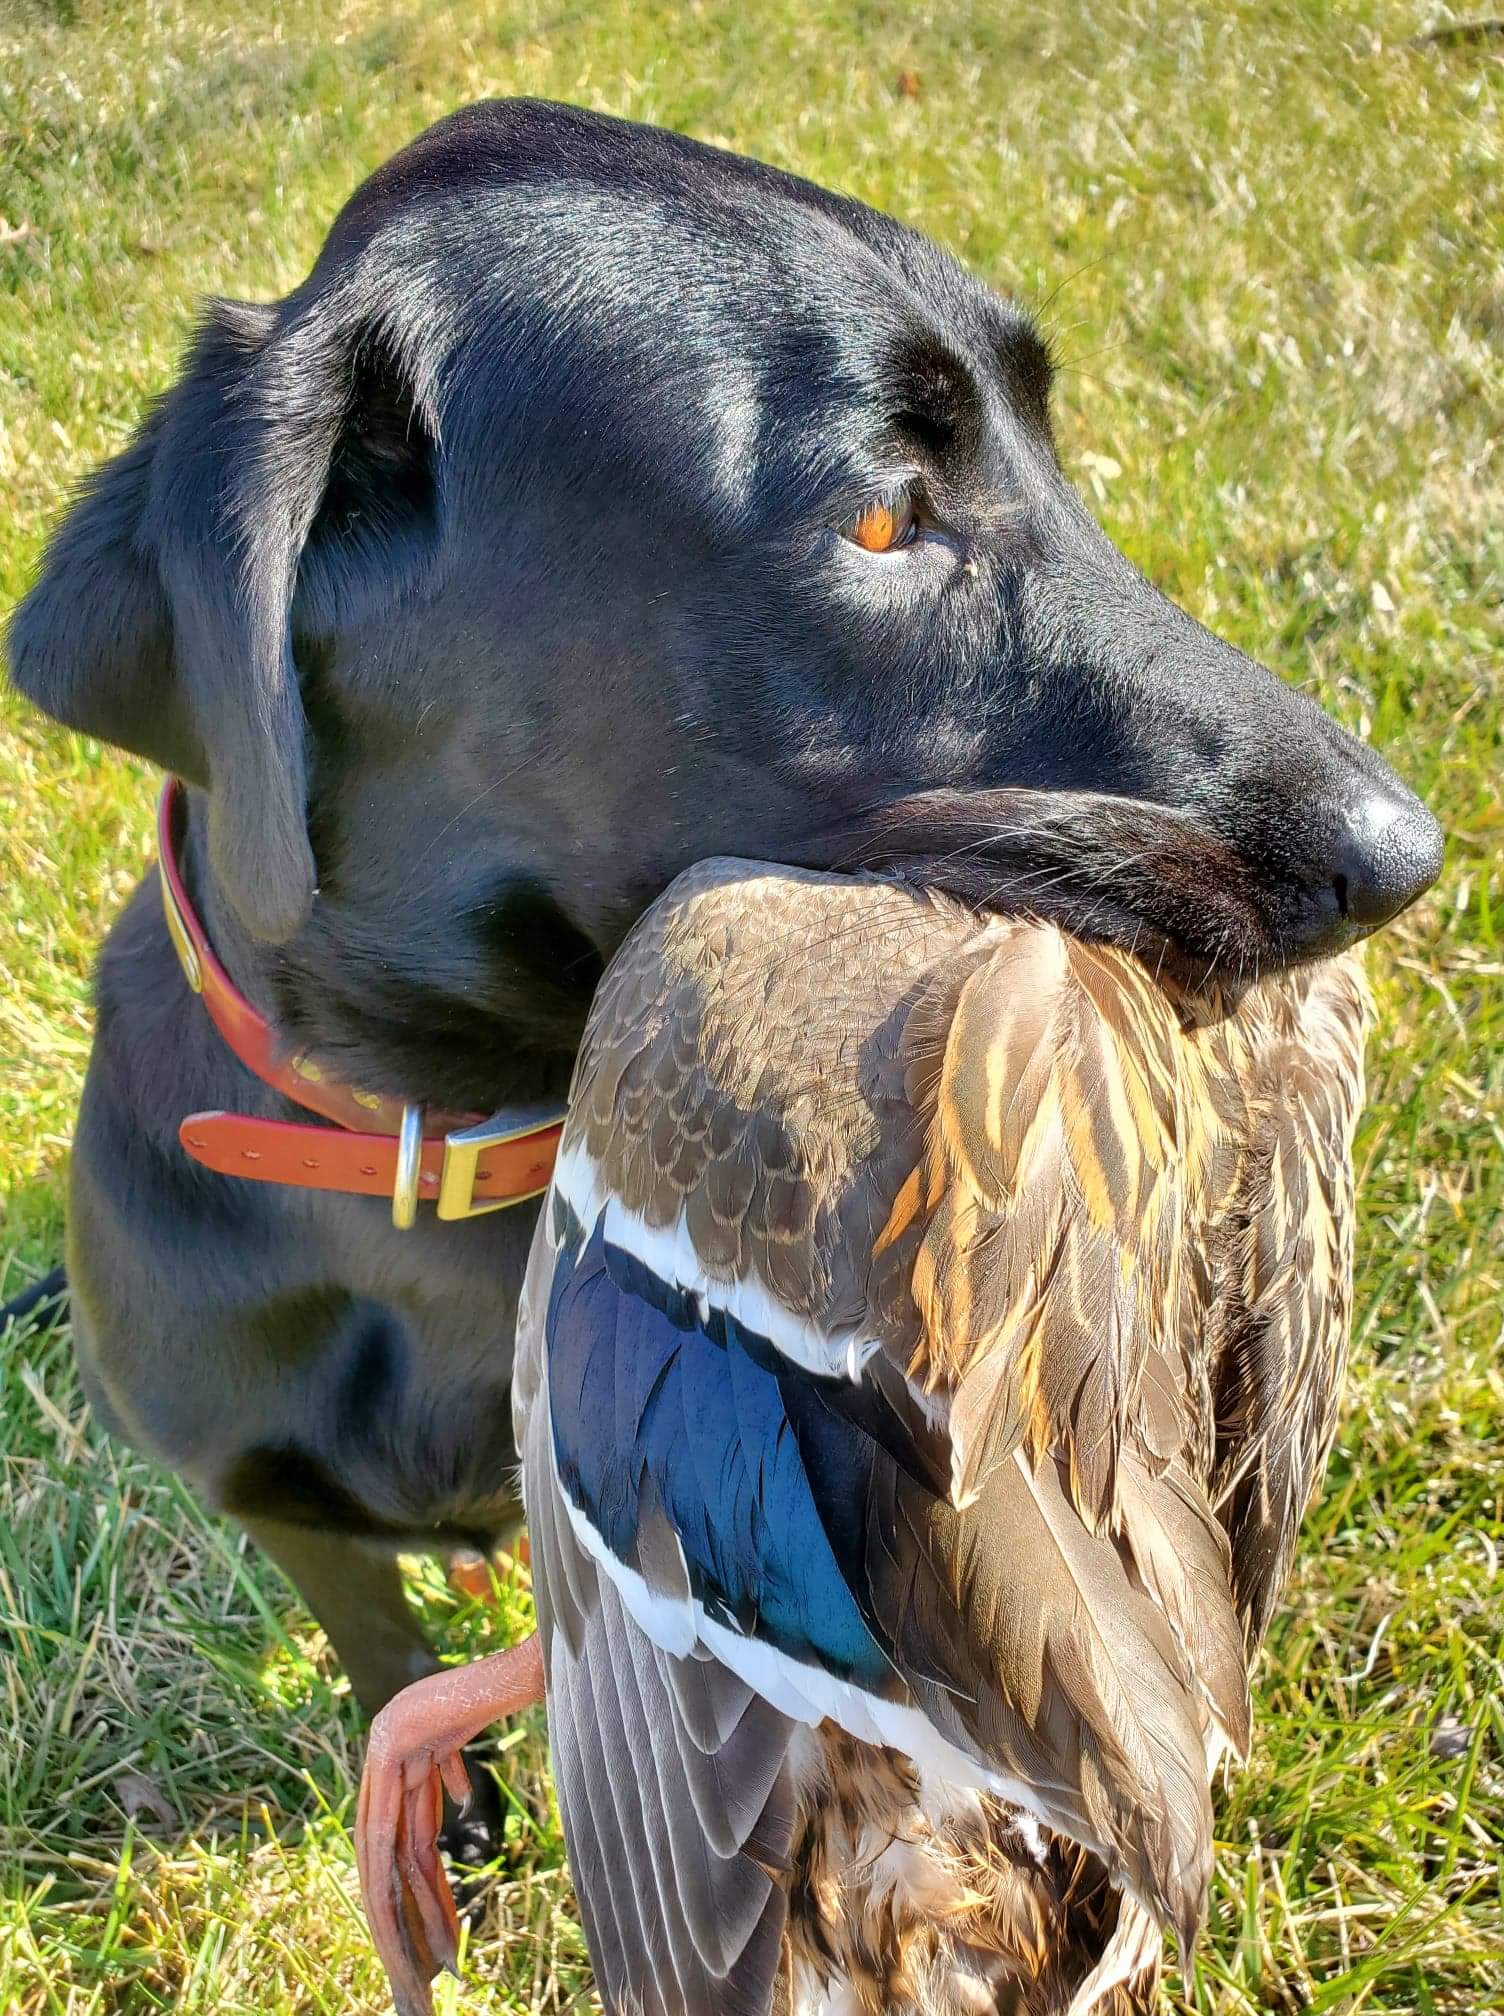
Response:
158,780,563,1227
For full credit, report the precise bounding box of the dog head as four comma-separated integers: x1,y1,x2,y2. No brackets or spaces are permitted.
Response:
9,100,1441,1105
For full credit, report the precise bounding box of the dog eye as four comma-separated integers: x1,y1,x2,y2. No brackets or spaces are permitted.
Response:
844,495,917,552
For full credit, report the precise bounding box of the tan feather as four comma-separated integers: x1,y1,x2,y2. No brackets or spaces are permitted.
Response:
901,924,1203,1524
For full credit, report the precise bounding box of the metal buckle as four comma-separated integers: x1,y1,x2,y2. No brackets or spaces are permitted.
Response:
436,1103,565,1221
391,1102,425,1230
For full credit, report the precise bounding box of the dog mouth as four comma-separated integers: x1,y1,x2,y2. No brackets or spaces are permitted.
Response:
800,785,1352,989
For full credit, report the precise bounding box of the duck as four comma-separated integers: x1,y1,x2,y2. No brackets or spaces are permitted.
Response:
356,858,1370,2016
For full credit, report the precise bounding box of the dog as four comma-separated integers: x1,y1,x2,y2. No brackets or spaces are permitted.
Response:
6,98,1441,1861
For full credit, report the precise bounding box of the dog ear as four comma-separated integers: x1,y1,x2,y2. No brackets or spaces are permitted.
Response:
8,299,442,943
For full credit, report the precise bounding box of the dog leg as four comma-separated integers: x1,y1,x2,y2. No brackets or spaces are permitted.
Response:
243,1516,507,1867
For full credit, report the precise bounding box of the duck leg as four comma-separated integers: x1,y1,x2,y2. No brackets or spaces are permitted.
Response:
447,1533,531,1602
356,1633,545,2016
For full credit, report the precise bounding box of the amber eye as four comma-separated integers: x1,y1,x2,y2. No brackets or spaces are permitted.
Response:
845,495,917,552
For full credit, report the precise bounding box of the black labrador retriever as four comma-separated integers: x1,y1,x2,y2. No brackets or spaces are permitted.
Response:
7,100,1440,1855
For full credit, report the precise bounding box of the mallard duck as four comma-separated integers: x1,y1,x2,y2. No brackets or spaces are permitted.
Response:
357,861,1369,2016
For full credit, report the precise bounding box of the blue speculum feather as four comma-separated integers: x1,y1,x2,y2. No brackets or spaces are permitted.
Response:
546,1205,897,1695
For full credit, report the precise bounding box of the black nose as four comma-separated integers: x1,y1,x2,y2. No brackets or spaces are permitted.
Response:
1330,789,1444,933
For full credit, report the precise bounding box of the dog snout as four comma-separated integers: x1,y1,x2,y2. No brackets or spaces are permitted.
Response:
1329,785,1444,931
1268,772,1444,962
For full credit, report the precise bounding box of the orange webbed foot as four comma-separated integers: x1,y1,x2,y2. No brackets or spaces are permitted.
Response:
447,1535,531,1605
356,1634,545,2016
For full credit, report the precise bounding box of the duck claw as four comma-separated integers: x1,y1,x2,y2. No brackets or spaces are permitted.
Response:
355,1634,546,2014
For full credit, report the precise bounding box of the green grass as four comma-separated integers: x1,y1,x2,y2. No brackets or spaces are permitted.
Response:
1,0,1500,2009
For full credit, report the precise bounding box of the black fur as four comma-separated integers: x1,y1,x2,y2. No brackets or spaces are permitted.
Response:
5,101,1440,1840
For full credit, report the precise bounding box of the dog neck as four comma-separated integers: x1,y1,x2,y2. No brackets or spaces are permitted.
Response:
174,784,582,1120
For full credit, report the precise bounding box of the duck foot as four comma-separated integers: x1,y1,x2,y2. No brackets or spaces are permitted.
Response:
357,1634,545,2016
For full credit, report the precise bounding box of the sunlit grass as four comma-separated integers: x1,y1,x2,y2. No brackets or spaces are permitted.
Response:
2,0,1500,2010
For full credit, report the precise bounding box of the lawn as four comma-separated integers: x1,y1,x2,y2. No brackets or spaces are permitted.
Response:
1,0,1500,2010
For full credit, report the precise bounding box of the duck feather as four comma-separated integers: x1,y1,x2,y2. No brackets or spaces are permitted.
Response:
513,858,1369,2014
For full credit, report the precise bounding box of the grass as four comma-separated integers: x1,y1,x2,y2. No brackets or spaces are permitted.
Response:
1,0,1500,2009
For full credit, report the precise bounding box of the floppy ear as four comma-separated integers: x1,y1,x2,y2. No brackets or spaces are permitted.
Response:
8,297,442,943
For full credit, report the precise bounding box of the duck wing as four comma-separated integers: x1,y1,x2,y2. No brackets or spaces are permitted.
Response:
1200,954,1371,1649
515,1201,796,2016
872,923,1253,1935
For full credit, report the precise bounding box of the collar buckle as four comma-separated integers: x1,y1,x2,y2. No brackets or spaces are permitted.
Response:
437,1103,565,1220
